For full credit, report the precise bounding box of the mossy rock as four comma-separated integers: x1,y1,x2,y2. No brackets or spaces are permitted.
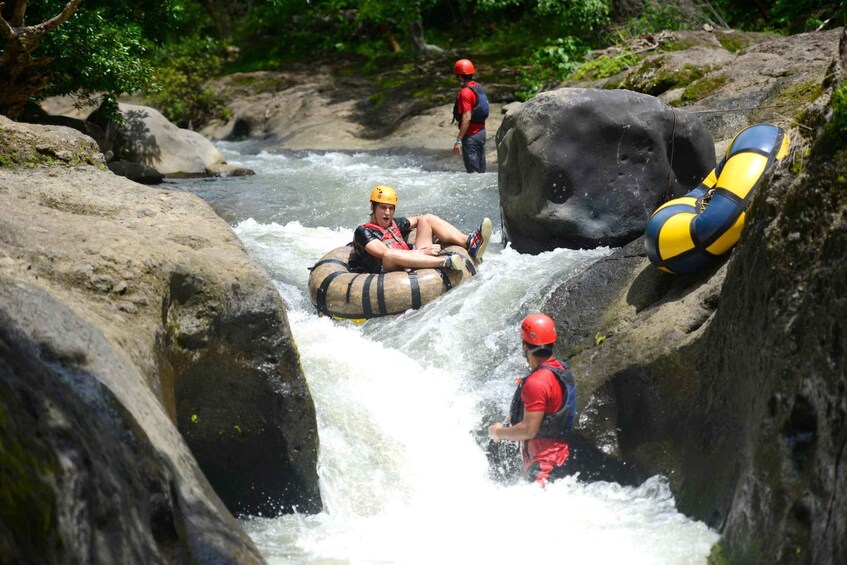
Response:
620,56,711,96
677,73,730,105
0,399,59,558
749,79,824,125
572,53,639,82
714,30,779,53
0,117,104,170
661,31,723,52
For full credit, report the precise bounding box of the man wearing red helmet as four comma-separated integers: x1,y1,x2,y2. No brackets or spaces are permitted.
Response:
452,58,489,173
488,313,577,486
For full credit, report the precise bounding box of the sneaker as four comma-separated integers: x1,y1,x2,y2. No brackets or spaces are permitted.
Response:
466,217,492,261
442,253,466,271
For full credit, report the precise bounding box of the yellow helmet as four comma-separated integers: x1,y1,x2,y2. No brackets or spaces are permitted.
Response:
370,185,398,205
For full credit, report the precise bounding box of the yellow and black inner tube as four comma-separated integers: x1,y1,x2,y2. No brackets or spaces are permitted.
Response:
308,244,477,321
645,123,790,274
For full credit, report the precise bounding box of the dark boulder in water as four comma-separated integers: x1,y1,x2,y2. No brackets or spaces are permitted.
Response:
496,88,715,254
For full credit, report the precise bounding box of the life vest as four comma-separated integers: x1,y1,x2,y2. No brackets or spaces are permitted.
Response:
508,360,577,440
452,83,490,127
362,221,411,251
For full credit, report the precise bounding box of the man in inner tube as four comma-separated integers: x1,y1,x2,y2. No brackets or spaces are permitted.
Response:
349,185,492,274
488,313,577,486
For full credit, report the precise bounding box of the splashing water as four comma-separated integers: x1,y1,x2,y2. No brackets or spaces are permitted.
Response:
172,143,719,564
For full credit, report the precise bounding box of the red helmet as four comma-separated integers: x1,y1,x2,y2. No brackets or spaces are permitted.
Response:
453,59,475,75
521,313,557,346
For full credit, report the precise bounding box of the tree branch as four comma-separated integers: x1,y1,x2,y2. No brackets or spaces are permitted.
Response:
29,0,82,38
0,3,14,40
11,0,27,27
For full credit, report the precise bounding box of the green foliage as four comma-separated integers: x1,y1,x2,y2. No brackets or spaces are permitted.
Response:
709,0,845,32
624,0,692,35
41,13,148,106
477,0,611,33
232,1,363,67
13,0,183,118
770,0,846,32
517,36,588,100
146,36,229,129
13,0,839,125
358,0,437,26
824,84,847,151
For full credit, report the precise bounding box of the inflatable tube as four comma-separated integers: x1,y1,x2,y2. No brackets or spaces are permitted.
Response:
308,244,477,321
645,124,790,274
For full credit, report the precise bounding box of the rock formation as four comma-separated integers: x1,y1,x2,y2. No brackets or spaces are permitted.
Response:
496,88,716,253
542,27,847,565
0,116,321,562
88,103,253,179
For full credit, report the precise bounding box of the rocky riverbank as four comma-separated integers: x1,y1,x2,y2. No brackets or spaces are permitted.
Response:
0,116,320,563
3,24,846,564
537,27,847,564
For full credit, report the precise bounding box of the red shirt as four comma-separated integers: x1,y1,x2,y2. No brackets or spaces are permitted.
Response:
457,81,485,137
520,360,570,473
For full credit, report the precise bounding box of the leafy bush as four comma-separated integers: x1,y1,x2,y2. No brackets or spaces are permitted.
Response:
516,36,588,100
146,37,229,129
476,0,612,32
12,0,182,119
710,0,845,32
624,0,693,35
771,0,847,32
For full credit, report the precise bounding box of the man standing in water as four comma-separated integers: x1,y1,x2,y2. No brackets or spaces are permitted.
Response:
349,185,492,274
452,58,489,173
488,313,577,486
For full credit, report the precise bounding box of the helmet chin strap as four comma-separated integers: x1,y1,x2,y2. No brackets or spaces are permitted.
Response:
524,343,553,368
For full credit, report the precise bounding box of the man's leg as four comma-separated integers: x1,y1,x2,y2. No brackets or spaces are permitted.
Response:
461,129,487,173
414,214,435,248
525,461,554,487
423,213,491,261
420,213,467,246
381,249,464,271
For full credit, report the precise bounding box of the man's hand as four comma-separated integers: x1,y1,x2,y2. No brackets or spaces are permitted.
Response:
416,244,442,256
453,142,461,156
488,422,505,442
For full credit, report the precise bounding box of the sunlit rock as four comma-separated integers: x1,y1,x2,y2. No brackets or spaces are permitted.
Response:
0,119,320,561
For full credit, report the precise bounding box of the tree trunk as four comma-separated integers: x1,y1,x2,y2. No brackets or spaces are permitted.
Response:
408,19,443,56
0,0,82,120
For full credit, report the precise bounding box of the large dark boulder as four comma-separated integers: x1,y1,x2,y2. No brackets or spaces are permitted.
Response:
496,88,715,253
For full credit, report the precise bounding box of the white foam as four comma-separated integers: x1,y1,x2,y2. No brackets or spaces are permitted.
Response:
207,147,720,564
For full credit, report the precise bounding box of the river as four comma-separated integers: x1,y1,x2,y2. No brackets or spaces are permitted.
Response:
171,142,719,564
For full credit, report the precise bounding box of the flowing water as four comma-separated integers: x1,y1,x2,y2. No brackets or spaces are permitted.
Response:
172,142,719,564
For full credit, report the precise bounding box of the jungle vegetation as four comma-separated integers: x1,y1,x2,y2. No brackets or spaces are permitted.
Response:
1,0,845,124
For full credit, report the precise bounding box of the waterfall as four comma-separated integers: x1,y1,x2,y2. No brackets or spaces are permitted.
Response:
172,142,719,564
